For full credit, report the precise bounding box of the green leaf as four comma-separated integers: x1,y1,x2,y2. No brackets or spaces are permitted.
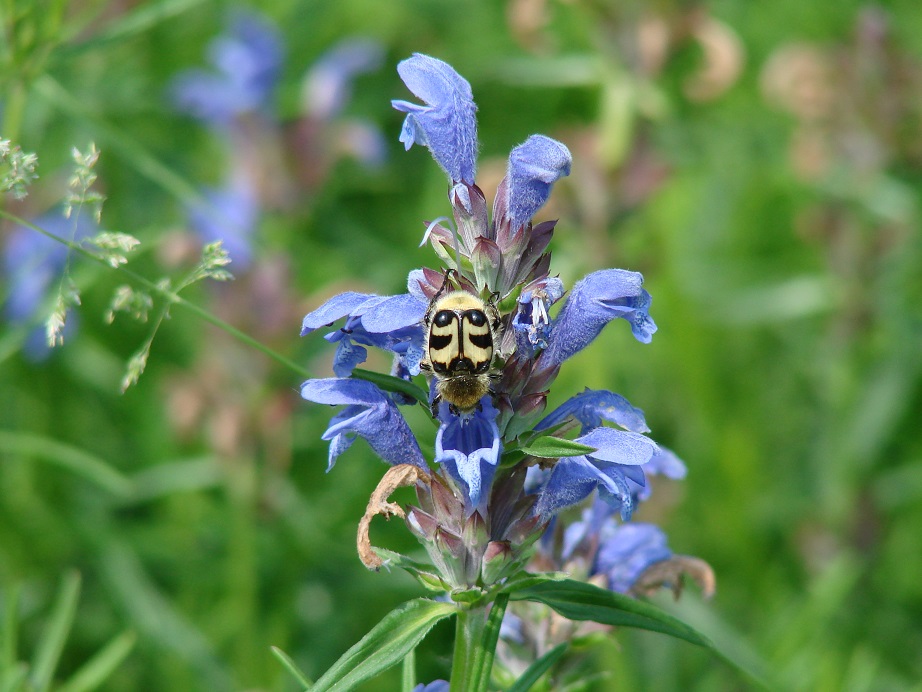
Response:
519,437,596,459
512,579,765,686
512,578,709,645
507,642,568,692
310,599,456,692
31,571,81,692
353,369,429,407
58,630,136,692
270,646,313,689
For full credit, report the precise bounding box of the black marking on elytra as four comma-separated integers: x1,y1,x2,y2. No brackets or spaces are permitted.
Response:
467,332,493,349
428,333,453,351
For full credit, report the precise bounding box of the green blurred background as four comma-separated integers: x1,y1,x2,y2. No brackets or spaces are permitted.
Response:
2,0,921,689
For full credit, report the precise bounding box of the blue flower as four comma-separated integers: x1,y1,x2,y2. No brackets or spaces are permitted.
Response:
594,522,673,594
300,378,426,470
3,212,95,358
170,9,282,127
412,681,449,692
301,288,427,378
502,135,572,233
512,277,564,352
533,427,658,520
538,269,657,370
536,388,650,434
304,38,384,120
435,398,502,511
187,176,259,269
392,54,478,185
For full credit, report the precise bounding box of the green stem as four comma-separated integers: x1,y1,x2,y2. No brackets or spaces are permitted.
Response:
449,604,489,692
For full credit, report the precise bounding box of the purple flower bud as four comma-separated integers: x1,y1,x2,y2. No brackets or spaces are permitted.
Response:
502,135,571,232
539,269,657,369
300,378,426,470
392,54,478,185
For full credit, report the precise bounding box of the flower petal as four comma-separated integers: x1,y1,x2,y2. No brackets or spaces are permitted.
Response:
502,135,571,232
594,523,673,594
300,378,426,469
391,54,478,184
536,388,650,434
300,291,377,335
576,427,658,465
540,269,657,368
435,399,501,511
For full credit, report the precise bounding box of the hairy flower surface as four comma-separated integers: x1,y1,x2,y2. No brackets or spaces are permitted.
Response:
392,54,478,185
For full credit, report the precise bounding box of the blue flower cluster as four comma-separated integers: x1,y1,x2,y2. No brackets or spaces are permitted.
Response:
170,13,386,269
300,55,693,594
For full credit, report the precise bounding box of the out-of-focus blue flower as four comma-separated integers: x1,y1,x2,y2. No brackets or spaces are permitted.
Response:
538,269,657,370
304,38,384,120
301,288,427,378
594,522,673,594
187,176,259,269
536,388,650,435
503,135,572,233
3,212,95,358
412,681,449,692
435,398,502,511
392,54,478,185
300,378,426,470
533,427,658,520
170,9,282,127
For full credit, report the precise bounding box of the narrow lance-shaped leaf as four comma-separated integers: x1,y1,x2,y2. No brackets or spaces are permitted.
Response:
270,646,314,689
311,599,456,692
511,579,767,687
506,643,568,692
31,572,82,692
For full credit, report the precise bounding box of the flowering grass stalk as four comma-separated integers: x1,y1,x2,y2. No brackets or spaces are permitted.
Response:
295,54,737,690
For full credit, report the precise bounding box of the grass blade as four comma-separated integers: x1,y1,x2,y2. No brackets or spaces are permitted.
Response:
270,646,313,689
58,630,136,692
31,571,81,692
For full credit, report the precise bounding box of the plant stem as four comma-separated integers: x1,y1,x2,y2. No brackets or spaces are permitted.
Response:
449,603,489,692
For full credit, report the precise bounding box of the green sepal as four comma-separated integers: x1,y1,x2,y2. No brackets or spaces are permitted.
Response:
519,436,597,459
373,548,451,593
450,588,487,605
310,598,456,692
